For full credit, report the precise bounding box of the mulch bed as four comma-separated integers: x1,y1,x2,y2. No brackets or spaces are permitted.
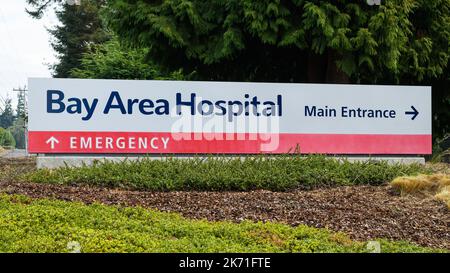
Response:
0,179,448,249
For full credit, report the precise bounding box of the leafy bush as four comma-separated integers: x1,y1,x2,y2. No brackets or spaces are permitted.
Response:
23,155,428,191
0,128,15,148
9,118,26,149
0,194,442,253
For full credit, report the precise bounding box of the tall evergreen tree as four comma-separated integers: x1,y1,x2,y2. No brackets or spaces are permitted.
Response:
27,0,109,77
16,91,27,121
105,0,449,83
26,0,450,139
9,119,26,149
105,0,449,138
11,91,28,149
0,97,15,129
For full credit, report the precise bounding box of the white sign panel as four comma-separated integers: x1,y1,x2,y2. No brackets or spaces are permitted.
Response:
28,78,431,154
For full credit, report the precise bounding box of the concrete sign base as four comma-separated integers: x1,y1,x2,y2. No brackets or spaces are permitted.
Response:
36,155,425,169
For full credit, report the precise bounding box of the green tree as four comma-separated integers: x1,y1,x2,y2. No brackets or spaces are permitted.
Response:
0,97,15,129
71,37,184,80
27,0,450,139
26,0,63,19
0,128,16,148
105,0,449,138
9,119,26,149
27,0,109,77
16,91,27,121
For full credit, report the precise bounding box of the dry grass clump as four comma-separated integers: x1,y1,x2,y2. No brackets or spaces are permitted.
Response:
390,174,450,208
435,186,450,209
426,163,450,174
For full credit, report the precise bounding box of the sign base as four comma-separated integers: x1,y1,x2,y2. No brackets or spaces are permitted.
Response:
35,155,425,169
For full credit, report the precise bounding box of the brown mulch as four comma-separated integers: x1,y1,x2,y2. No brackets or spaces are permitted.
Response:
0,178,448,249
0,157,36,177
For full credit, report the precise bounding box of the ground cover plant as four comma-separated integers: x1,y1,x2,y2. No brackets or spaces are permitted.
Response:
2,181,448,249
22,155,428,191
0,194,443,253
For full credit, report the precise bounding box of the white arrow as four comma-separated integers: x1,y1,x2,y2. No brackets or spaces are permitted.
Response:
45,136,60,149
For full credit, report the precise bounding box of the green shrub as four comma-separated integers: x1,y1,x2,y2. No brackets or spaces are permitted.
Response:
0,128,15,148
0,194,442,253
22,155,428,191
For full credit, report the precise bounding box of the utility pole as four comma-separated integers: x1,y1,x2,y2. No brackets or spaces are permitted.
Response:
13,86,28,111
12,86,28,155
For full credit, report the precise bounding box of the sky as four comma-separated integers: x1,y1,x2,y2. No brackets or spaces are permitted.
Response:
0,0,58,106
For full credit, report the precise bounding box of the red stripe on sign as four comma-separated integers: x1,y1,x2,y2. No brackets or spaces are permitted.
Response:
27,131,432,154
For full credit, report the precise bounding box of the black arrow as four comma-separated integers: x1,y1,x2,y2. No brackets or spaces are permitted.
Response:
405,106,419,120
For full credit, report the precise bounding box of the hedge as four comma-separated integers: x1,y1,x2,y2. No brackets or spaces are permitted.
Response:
22,155,428,191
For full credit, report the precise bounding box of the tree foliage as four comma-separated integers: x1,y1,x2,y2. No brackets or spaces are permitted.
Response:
16,91,27,121
26,0,61,19
0,98,15,129
0,128,16,148
9,119,26,149
106,0,449,138
33,0,110,77
27,0,450,139
71,37,185,80
106,0,449,81
0,93,27,149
